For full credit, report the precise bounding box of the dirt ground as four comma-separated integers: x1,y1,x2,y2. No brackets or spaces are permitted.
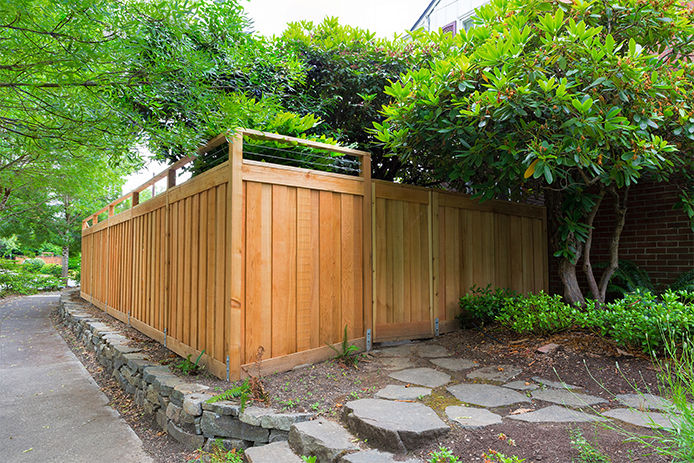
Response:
55,293,674,462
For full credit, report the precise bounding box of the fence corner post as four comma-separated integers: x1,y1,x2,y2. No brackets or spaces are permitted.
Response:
361,152,373,349
228,131,244,380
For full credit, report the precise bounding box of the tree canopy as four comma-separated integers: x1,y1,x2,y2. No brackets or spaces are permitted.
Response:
374,0,694,303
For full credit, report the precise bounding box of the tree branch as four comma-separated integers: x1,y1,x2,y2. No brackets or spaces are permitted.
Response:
598,186,629,302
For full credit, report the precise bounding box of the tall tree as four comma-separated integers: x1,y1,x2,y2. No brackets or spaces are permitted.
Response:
375,0,694,304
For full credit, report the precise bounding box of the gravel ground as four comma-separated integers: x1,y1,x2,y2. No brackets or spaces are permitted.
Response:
53,293,674,462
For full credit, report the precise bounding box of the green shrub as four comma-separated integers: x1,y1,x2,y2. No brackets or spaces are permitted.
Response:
0,259,18,270
495,292,579,335
0,268,63,297
588,290,694,354
40,263,63,277
68,256,81,282
459,284,517,323
22,258,46,273
670,269,694,293
459,287,694,355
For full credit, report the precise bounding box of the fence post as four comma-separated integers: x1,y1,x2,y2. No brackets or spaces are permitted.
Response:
428,191,439,333
228,132,244,380
167,169,176,189
361,153,373,349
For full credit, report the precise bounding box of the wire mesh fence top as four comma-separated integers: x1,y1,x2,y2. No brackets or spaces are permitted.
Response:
194,132,365,177
242,141,362,176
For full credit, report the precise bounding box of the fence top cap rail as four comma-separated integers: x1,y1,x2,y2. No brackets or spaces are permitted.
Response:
237,128,371,158
82,128,372,228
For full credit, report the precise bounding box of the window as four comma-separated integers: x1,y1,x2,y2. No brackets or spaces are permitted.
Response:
441,21,457,36
460,13,477,32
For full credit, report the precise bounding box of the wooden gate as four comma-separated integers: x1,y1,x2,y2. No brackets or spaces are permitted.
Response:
372,182,434,342
371,182,548,343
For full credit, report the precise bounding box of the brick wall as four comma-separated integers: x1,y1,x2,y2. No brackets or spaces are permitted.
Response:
549,181,694,295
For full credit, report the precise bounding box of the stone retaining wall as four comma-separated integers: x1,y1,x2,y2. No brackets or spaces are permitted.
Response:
58,290,314,451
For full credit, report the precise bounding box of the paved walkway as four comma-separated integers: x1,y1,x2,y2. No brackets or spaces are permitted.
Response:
0,294,152,463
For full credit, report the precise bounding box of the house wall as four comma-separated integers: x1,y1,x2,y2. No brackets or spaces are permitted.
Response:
549,181,694,296
412,0,488,33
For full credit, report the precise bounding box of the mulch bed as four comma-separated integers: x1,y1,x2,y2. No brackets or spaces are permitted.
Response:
56,293,673,462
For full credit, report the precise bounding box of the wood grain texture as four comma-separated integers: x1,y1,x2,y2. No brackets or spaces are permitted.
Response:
81,131,548,381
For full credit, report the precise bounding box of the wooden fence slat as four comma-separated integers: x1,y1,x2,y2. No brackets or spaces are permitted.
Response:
81,130,549,380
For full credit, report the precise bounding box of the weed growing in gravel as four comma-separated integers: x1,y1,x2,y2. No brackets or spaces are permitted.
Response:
481,450,525,463
174,350,205,375
570,429,611,463
301,457,317,463
189,439,243,463
327,325,361,367
206,379,251,411
428,447,460,463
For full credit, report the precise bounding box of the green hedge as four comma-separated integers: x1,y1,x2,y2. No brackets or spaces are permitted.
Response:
459,285,694,354
0,259,63,297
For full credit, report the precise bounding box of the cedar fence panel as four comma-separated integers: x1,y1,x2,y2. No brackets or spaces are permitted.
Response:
81,129,547,380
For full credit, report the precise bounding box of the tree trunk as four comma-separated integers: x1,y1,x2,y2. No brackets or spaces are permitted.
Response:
582,191,605,302
598,187,629,302
61,244,69,286
546,190,587,305
560,257,586,305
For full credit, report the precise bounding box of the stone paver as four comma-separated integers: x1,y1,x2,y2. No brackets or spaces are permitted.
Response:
531,389,606,407
389,367,451,388
340,449,423,463
415,344,450,358
447,383,530,408
466,365,522,383
288,418,359,462
0,295,153,463
445,405,502,429
375,385,432,400
343,399,449,453
377,357,415,371
616,393,674,412
604,408,678,429
507,405,604,423
503,380,538,391
245,441,303,463
429,358,476,371
375,344,415,357
532,377,582,390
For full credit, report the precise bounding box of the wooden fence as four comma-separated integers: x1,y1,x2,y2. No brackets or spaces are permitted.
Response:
81,129,547,380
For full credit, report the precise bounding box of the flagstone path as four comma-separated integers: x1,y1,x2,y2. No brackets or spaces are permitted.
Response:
361,340,681,447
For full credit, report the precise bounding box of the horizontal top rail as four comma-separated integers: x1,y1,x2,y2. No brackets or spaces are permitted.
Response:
82,129,372,229
240,129,370,157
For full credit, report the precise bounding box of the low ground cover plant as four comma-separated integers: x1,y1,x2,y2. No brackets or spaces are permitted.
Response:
0,259,63,297
459,285,694,354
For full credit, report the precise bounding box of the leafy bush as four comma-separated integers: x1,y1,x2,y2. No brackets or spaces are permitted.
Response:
670,269,694,293
460,288,694,354
589,291,694,354
0,259,18,270
0,268,63,297
22,258,46,273
494,292,579,335
428,447,460,463
40,264,63,278
68,256,81,282
459,285,517,323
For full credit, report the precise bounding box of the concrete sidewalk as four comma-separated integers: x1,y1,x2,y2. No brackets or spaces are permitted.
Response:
0,294,152,462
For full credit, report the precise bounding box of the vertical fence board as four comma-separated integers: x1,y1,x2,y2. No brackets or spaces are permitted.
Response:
271,185,297,358
296,188,320,351
82,137,546,380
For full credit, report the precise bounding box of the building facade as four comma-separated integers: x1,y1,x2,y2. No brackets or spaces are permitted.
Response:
411,0,487,34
